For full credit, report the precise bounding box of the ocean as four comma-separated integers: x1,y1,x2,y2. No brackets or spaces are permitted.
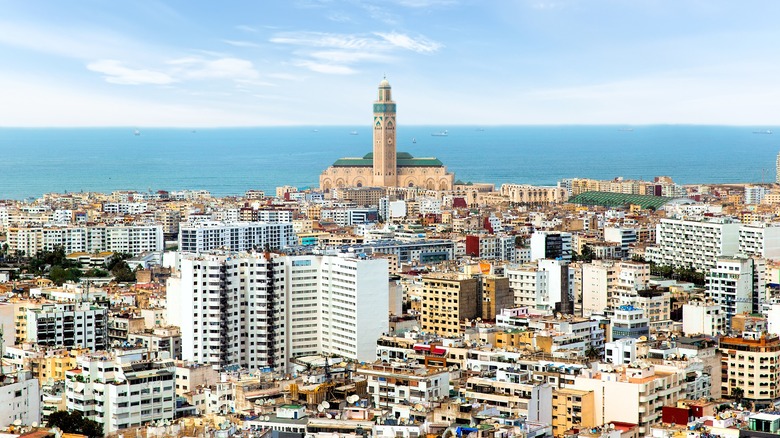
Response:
0,125,777,200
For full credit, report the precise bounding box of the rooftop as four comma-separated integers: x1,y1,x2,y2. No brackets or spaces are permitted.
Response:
332,152,444,168
568,191,677,209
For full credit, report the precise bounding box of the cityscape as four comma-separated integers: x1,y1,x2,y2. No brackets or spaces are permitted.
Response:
4,2,780,438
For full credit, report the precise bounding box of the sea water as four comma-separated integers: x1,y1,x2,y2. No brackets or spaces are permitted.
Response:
0,125,776,200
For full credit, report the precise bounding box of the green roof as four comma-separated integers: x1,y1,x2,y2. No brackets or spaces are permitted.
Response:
567,191,674,209
332,151,444,167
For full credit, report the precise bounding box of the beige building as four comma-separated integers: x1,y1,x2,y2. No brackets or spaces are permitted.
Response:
719,333,780,407
500,184,569,205
320,79,454,191
552,387,596,437
480,275,513,321
421,273,478,336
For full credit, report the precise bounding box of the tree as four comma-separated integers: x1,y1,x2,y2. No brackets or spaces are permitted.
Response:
47,410,103,438
111,260,136,283
584,345,601,360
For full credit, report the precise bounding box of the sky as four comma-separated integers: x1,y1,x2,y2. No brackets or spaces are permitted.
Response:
2,0,780,127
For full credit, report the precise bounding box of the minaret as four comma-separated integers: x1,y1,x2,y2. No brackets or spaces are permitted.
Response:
373,77,397,187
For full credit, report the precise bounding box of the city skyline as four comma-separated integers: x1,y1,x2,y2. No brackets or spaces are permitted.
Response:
2,1,780,127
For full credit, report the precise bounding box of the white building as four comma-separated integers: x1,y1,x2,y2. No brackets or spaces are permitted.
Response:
25,302,108,351
604,338,637,365
744,186,768,204
167,251,389,372
530,231,572,262
357,363,449,407
7,224,163,256
506,264,548,308
538,259,574,312
706,257,765,325
682,300,726,336
648,217,741,271
0,371,39,428
65,350,175,434
739,222,780,260
604,226,637,255
178,221,295,253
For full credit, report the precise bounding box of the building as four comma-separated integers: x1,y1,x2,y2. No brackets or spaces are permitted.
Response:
499,184,569,205
7,224,163,256
682,300,726,336
178,221,295,253
604,338,637,365
167,251,389,371
706,256,765,326
421,273,478,336
340,239,455,264
572,364,685,435
65,350,176,434
719,333,780,409
506,264,548,308
739,223,780,260
357,363,449,408
530,231,573,262
479,275,513,321
0,371,39,428
25,302,108,351
320,78,454,190
647,217,741,271
551,388,596,437
610,305,649,340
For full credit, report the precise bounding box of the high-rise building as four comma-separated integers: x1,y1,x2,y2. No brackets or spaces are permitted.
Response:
167,251,389,371
320,79,455,190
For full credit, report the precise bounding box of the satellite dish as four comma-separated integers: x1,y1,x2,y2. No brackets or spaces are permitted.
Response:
413,326,420,332
317,404,324,412
13,420,21,426
31,422,38,428
326,413,333,419
322,401,330,409
609,424,615,430
264,416,270,421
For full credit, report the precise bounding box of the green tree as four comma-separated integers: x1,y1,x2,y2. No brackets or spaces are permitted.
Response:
111,260,136,282
47,410,103,438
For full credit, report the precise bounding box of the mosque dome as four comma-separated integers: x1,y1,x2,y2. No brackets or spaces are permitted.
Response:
379,78,390,88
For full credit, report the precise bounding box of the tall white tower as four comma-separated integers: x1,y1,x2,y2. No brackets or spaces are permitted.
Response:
372,77,397,187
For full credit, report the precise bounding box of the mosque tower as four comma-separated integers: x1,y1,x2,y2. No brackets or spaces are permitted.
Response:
372,77,397,187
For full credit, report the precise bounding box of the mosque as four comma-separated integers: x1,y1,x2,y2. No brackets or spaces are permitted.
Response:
319,78,455,191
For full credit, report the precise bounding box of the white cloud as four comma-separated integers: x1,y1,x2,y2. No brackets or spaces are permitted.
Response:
236,25,259,33
270,31,441,74
375,32,442,53
294,60,357,75
175,57,260,80
309,50,391,63
87,60,176,85
222,39,262,48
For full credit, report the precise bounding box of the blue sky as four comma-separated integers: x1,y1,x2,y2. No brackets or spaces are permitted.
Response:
2,0,780,126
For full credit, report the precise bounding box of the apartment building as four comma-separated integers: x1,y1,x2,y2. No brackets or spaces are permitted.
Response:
552,388,596,437
178,221,295,253
25,302,108,351
706,257,765,325
167,251,388,371
65,350,176,434
421,273,478,336
530,231,573,262
7,224,163,256
357,363,449,408
647,217,741,271
719,333,780,408
0,371,39,428
739,222,780,260
506,264,548,308
682,300,726,336
572,364,685,435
